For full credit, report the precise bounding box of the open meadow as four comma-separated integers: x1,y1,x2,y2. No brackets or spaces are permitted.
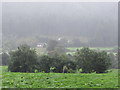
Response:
1,66,119,88
35,47,117,55
67,47,115,51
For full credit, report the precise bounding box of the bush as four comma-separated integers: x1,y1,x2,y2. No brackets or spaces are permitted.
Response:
38,55,64,73
38,54,73,73
75,47,96,73
38,55,52,73
93,51,111,73
51,54,75,73
75,47,111,73
8,45,111,73
8,44,38,72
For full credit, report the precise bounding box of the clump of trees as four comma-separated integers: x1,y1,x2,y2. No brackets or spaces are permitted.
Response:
37,54,72,73
75,48,111,73
8,44,38,72
8,44,113,73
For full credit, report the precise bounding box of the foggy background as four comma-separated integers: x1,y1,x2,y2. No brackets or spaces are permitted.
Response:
2,2,118,51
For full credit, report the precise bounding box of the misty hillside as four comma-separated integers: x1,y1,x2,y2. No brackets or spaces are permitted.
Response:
2,2,118,50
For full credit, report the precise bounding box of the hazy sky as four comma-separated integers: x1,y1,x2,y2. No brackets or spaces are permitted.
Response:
2,2,118,38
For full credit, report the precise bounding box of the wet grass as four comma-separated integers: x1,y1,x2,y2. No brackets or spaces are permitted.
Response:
67,47,114,51
1,66,119,88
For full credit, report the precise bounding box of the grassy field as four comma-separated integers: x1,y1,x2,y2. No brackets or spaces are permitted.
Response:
66,47,117,55
1,66,119,88
67,47,114,51
35,47,117,56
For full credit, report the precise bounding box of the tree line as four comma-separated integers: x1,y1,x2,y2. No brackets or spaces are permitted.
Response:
1,44,118,73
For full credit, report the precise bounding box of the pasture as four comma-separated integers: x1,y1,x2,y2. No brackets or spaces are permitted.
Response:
35,47,117,56
67,47,114,51
67,47,117,55
1,66,119,88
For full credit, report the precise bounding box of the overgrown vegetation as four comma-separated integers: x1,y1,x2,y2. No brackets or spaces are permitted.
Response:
75,48,111,73
6,44,113,73
8,44,38,72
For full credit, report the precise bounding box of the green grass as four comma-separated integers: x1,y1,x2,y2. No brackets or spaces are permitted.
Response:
1,66,119,88
34,47,117,56
67,47,114,51
66,47,117,55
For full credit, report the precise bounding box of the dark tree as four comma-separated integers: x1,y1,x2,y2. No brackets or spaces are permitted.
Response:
75,47,95,73
75,47,111,73
93,51,111,73
8,44,38,72
2,53,9,66
38,55,52,73
38,54,70,73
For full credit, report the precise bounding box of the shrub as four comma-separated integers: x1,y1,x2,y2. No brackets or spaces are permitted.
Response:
75,47,96,73
75,47,111,73
38,55,52,73
93,51,111,73
38,54,71,73
8,44,38,72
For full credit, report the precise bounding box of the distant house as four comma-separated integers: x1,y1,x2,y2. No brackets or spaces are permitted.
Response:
37,43,47,48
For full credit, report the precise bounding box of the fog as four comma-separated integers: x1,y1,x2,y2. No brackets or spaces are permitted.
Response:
2,2,118,49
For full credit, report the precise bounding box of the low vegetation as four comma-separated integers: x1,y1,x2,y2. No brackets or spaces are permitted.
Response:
7,44,112,73
2,66,119,88
1,44,118,88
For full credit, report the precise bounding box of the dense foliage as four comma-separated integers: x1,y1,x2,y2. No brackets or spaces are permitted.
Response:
93,51,111,73
37,53,76,73
75,48,96,73
75,48,111,73
8,44,38,72
8,44,112,73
